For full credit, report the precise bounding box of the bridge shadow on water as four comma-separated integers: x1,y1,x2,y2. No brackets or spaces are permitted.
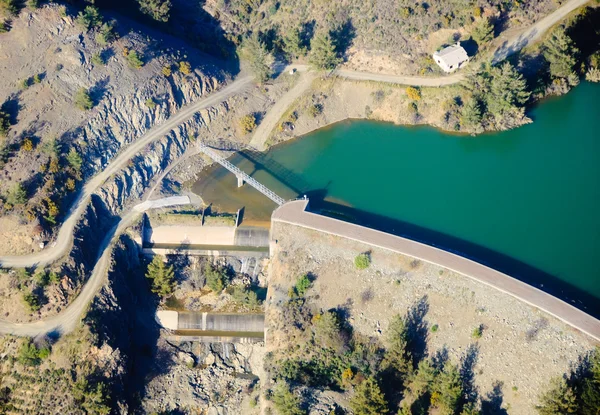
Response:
302,190,600,320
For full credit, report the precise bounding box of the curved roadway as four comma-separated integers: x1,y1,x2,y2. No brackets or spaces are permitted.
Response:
0,0,587,336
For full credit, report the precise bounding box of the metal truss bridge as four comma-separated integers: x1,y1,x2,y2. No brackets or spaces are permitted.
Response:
198,144,286,206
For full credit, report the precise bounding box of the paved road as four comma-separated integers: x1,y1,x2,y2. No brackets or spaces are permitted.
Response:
272,200,600,341
0,76,253,269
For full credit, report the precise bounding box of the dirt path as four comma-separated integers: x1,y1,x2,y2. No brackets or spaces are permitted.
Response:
0,0,586,337
249,72,317,151
0,75,253,269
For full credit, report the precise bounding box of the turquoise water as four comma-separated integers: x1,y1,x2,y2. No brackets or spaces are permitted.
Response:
194,82,600,313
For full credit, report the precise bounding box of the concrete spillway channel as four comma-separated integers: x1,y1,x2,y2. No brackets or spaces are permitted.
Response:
157,311,265,343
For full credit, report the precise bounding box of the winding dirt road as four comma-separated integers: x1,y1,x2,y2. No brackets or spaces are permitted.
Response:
0,0,587,337
0,75,253,269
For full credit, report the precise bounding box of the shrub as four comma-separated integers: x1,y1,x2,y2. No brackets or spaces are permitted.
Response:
6,183,27,205
162,65,172,77
145,98,157,109
0,21,8,33
33,74,41,84
22,291,41,311
74,88,93,110
66,178,76,191
66,148,83,173
307,103,322,117
293,274,312,297
239,114,257,133
472,325,483,339
145,255,176,297
354,253,371,270
76,6,102,31
19,78,30,90
27,0,39,9
406,86,421,101
431,324,439,332
179,60,191,75
91,52,106,66
17,340,49,366
126,50,144,69
21,138,34,151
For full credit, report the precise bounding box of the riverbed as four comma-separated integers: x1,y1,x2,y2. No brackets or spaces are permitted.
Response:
192,81,600,315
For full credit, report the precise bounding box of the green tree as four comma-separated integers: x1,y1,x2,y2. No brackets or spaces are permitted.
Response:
312,311,346,353
543,27,578,79
17,340,44,366
294,274,311,297
240,34,273,83
536,378,578,415
460,98,482,130
137,0,171,22
76,6,102,31
283,26,307,59
407,359,438,397
95,21,116,45
145,255,176,297
382,314,412,378
431,363,463,415
22,291,41,311
354,253,371,270
349,377,388,415
7,182,26,205
74,87,93,110
0,0,18,15
0,110,10,136
204,263,229,293
580,347,600,415
271,382,305,415
126,50,144,69
92,52,106,66
231,285,260,307
66,148,83,173
471,17,494,45
487,62,530,117
309,31,341,70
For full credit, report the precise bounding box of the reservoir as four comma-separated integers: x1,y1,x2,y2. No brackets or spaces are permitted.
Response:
193,81,600,315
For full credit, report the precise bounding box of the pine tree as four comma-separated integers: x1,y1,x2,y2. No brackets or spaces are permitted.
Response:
487,62,530,117
382,314,412,378
543,27,578,79
0,110,10,136
309,31,341,70
145,255,175,297
76,6,102,31
431,363,463,415
580,347,600,415
283,26,307,59
7,182,27,205
536,378,578,415
137,0,171,22
240,34,273,83
271,382,305,415
471,17,494,45
460,99,483,131
407,359,438,397
74,88,93,110
349,377,389,415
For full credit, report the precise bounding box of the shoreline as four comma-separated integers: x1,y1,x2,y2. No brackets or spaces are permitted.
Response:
271,199,600,342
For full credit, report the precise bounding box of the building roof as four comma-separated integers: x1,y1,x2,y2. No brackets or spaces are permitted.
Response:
433,44,469,67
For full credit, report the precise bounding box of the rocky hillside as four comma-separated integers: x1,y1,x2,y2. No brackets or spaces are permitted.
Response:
0,3,228,255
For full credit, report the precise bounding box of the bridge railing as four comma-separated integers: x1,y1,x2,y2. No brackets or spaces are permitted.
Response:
198,144,286,206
